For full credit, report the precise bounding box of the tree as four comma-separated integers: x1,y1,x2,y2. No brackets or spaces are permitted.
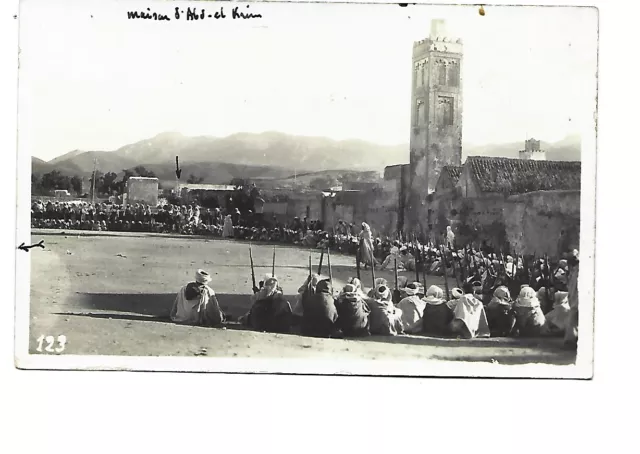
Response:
187,174,204,184
133,166,156,178
70,175,83,195
41,170,71,192
100,172,118,194
31,173,43,195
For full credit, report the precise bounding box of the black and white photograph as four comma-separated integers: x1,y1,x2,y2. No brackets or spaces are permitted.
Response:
14,0,598,377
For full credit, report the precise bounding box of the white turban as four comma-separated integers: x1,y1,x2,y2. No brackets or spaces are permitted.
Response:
195,269,212,285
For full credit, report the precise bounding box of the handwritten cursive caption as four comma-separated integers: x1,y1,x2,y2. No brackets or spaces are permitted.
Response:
127,5,262,22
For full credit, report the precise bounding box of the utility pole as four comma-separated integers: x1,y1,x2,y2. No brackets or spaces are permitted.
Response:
91,158,98,204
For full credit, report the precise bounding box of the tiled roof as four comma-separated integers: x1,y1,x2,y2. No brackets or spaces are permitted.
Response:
442,165,463,185
465,156,581,194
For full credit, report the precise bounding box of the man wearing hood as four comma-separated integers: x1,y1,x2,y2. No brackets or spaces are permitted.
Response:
425,286,460,336
335,283,371,337
449,292,490,339
543,291,571,336
301,279,339,338
243,277,293,334
513,286,547,337
397,282,427,334
486,286,516,337
367,284,404,336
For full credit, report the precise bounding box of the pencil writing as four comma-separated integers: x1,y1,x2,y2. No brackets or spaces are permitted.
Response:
126,5,263,22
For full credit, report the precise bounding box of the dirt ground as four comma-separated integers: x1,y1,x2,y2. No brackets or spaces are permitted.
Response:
27,230,575,366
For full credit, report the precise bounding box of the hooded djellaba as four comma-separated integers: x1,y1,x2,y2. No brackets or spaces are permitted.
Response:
170,269,225,327
291,273,322,319
543,291,570,337
366,284,404,336
449,292,490,339
513,285,547,337
335,283,371,337
486,286,516,337
243,276,293,334
422,285,458,337
367,278,389,298
397,282,427,334
301,279,339,338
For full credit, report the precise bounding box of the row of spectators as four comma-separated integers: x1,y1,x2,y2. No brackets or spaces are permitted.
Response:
31,199,570,299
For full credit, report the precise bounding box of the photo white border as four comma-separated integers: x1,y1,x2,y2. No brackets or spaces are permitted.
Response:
12,0,597,379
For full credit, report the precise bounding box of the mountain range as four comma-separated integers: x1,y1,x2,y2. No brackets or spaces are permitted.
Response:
32,131,581,185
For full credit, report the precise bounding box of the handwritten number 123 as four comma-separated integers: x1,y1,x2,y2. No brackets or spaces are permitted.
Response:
36,335,67,353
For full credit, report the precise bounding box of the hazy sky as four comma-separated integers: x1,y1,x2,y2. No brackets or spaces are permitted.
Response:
18,1,598,161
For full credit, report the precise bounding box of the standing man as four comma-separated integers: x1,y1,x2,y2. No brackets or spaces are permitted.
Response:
564,249,579,349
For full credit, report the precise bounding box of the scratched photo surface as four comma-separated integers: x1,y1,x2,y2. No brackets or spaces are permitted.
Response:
15,1,598,377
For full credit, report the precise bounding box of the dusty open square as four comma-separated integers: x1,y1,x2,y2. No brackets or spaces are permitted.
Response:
27,231,575,366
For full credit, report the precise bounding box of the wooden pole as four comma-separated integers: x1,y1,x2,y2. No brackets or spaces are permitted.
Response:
317,248,325,275
272,244,276,277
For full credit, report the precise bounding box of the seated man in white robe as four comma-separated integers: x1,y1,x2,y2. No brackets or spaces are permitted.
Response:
397,282,427,334
513,286,547,337
170,269,225,327
449,293,490,339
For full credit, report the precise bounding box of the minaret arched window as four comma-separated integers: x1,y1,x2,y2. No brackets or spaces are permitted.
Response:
448,60,459,87
414,99,425,127
438,60,447,86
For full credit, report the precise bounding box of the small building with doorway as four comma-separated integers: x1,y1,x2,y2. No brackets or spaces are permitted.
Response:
126,177,159,206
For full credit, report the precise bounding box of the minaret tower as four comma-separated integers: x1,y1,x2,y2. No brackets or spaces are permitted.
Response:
407,19,463,231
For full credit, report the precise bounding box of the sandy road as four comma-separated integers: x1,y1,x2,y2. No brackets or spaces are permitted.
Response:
23,230,576,367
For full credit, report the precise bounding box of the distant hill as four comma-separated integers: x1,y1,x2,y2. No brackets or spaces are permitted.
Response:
34,132,581,187
463,134,581,162
107,131,408,172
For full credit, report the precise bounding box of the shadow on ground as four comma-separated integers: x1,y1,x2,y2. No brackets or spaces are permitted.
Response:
60,291,576,364
71,292,299,320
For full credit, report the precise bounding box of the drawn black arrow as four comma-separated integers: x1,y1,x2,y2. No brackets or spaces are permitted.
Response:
18,240,45,252
175,156,182,180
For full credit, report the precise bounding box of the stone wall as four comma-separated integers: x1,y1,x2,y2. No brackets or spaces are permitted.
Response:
126,177,158,206
424,189,580,257
504,190,581,256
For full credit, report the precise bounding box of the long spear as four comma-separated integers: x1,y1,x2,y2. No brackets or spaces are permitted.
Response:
421,244,427,290
249,243,257,293
544,253,552,309
355,246,361,280
393,257,400,304
413,239,420,283
439,245,451,300
308,251,313,293
327,247,333,283
370,257,376,291
272,244,276,277
318,248,325,275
